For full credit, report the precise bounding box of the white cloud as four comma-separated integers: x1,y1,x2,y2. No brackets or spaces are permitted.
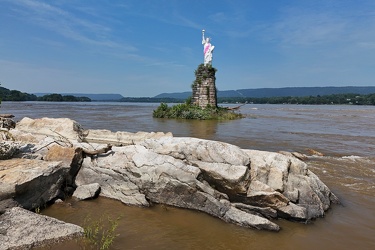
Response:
7,0,136,51
271,10,348,46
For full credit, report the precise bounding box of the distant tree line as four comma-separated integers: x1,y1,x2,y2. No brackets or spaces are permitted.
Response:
0,87,91,102
218,93,375,105
0,87,37,101
37,94,91,102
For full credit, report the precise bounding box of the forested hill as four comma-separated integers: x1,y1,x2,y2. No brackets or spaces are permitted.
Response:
0,87,90,102
34,93,124,101
155,86,375,99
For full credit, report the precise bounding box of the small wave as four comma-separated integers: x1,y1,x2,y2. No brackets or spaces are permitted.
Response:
343,183,362,187
342,155,363,160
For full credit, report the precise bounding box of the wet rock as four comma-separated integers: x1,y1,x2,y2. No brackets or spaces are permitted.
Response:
306,148,324,156
232,203,277,219
292,152,308,161
278,151,308,161
277,203,307,221
0,207,83,250
223,206,280,231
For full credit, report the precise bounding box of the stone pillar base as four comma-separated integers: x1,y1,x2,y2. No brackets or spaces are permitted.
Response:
192,64,217,108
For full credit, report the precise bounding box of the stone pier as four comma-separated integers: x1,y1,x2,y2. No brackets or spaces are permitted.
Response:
192,64,217,108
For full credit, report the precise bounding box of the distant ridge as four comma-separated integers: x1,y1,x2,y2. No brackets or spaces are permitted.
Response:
33,93,124,101
154,86,375,99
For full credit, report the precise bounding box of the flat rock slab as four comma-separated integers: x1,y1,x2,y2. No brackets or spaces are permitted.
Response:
0,207,83,250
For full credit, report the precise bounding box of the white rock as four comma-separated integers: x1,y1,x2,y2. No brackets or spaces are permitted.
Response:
0,207,83,250
73,183,101,200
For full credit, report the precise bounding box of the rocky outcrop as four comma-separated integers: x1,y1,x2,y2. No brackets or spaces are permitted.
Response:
11,117,86,143
0,207,83,250
244,149,339,219
0,158,70,213
1,117,339,235
11,117,172,145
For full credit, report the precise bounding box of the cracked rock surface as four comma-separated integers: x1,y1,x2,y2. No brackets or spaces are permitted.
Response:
1,117,340,239
0,207,83,250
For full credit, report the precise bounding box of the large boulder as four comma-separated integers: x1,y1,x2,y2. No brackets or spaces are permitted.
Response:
0,159,70,212
0,140,85,212
75,144,280,231
75,145,150,207
12,117,86,143
244,149,339,220
0,207,83,250
2,117,339,232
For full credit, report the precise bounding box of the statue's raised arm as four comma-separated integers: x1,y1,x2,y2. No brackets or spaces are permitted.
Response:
202,29,214,66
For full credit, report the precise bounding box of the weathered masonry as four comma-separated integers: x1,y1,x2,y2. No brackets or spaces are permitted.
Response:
192,64,217,108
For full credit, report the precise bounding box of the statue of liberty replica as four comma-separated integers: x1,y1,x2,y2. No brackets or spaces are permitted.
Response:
191,30,218,108
153,30,242,119
202,29,215,66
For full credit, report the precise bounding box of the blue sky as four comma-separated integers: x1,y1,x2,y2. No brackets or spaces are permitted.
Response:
1,0,375,97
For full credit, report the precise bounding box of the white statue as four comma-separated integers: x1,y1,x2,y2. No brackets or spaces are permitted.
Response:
202,30,215,66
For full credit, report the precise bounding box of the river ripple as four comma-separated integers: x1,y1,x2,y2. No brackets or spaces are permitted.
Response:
2,102,374,250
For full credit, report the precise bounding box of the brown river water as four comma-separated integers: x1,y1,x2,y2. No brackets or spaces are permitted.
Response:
2,102,374,250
